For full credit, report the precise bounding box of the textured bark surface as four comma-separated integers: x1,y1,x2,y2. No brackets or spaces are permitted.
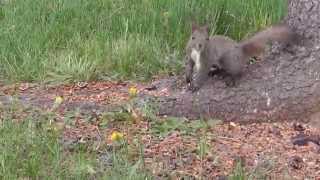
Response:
157,0,320,123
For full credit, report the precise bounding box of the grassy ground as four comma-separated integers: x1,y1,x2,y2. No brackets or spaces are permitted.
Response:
0,106,151,179
2,87,316,179
0,98,250,179
0,0,286,83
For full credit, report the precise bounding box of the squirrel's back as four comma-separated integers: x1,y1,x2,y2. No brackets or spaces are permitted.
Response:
206,35,236,65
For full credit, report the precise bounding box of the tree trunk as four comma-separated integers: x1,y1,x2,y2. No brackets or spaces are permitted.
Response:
155,0,320,123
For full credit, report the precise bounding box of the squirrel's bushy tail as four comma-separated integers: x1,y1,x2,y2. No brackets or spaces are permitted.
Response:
240,24,297,57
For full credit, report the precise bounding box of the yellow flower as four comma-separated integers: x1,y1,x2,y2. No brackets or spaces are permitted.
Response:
129,86,138,98
54,96,63,105
51,96,64,111
110,131,124,142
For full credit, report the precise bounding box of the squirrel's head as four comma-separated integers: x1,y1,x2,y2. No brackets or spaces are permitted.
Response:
189,23,210,53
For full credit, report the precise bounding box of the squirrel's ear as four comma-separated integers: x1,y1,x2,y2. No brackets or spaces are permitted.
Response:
192,22,199,32
202,25,209,33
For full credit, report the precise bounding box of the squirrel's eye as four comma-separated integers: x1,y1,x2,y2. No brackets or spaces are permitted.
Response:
206,38,209,40
192,37,195,40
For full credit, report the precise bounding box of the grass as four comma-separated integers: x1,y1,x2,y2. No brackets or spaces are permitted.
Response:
0,119,152,179
0,110,239,179
0,115,95,179
0,0,287,83
0,102,152,179
0,99,278,179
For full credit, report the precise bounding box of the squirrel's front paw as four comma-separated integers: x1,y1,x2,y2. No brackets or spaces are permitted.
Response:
225,77,236,87
185,76,192,84
188,84,200,93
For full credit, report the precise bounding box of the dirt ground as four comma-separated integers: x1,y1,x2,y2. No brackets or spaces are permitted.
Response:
1,78,320,179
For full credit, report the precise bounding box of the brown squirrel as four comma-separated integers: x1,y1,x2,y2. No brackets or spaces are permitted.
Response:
185,23,297,92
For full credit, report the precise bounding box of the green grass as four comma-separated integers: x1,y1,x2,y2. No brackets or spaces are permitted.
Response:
0,0,287,83
0,115,217,179
0,100,273,179
0,107,152,180
0,118,95,179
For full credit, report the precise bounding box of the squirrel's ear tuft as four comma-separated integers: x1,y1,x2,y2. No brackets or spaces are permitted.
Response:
192,22,199,32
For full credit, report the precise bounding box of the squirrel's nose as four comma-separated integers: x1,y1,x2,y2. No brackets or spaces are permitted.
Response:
198,44,202,49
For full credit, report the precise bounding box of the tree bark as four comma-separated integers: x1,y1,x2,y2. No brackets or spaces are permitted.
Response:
156,0,320,123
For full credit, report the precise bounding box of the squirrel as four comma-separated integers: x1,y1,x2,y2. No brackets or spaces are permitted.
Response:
185,23,297,92
185,23,236,92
